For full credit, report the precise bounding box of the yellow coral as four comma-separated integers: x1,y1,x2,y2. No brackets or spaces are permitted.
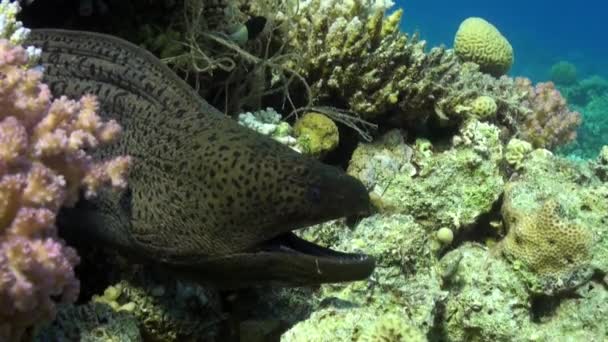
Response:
454,17,513,76
501,198,592,275
294,112,339,157
470,95,497,119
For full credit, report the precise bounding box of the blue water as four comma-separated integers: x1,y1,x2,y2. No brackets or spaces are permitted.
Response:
396,0,608,82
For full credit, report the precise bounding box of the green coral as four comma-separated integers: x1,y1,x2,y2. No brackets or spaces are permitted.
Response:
293,112,339,157
454,17,513,76
281,0,428,119
432,62,528,127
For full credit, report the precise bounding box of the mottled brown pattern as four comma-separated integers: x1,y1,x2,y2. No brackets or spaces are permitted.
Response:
26,30,370,277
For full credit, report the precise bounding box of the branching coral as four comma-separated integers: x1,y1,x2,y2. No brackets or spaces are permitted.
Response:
0,5,131,338
281,0,414,119
276,0,529,131
514,78,581,150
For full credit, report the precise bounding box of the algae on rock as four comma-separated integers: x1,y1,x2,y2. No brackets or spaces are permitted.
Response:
439,243,531,342
292,214,446,338
348,120,504,234
281,307,426,342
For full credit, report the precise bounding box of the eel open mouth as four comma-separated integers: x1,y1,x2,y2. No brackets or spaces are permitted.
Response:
173,230,375,287
259,232,371,261
247,231,376,284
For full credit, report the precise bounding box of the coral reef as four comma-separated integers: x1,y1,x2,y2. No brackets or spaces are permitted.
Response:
529,280,608,340
454,17,513,77
282,307,426,342
280,1,523,128
280,0,437,119
559,75,608,106
514,78,581,150
12,0,608,340
549,61,578,86
593,145,608,181
293,112,339,157
0,3,130,339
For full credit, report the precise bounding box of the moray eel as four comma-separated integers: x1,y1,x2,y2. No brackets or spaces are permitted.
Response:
26,29,375,286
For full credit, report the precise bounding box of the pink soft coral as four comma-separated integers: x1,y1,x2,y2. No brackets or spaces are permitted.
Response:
515,77,581,150
0,39,131,340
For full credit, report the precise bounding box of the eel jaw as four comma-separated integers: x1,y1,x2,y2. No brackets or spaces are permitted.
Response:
256,232,375,281
167,232,375,288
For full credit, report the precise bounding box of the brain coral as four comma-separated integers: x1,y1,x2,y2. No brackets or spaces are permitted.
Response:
501,197,592,276
454,17,513,76
496,150,608,295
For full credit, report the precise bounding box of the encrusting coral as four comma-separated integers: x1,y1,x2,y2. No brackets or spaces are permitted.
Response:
293,112,339,157
454,17,513,77
497,150,608,295
0,2,131,339
454,94,497,120
501,196,593,278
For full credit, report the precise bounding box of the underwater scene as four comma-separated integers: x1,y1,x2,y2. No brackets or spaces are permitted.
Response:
0,0,606,341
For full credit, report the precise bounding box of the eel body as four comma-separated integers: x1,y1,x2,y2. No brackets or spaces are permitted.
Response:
26,29,375,286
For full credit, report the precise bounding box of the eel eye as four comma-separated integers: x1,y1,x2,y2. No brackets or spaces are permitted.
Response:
308,185,322,203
